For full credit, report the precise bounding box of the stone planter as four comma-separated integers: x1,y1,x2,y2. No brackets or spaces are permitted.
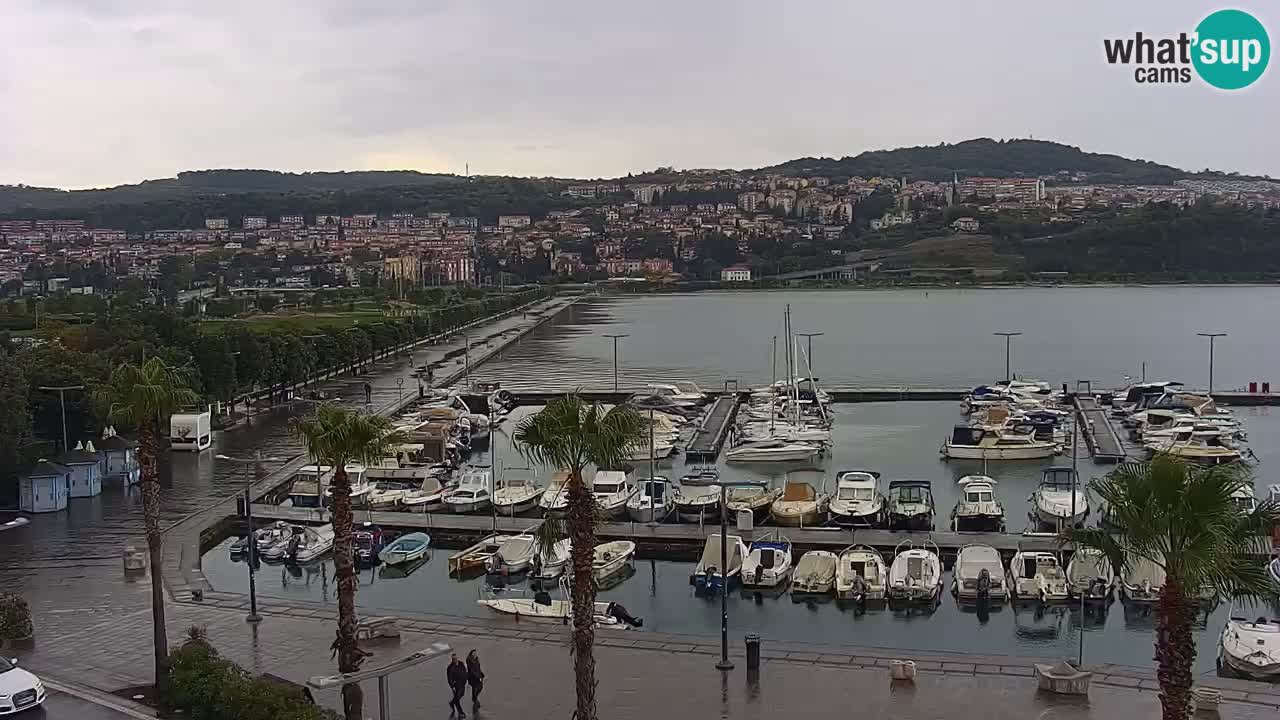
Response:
1034,659,1092,696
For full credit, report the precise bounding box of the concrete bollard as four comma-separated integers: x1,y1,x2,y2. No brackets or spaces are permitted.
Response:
745,634,760,671
889,660,917,683
122,545,147,573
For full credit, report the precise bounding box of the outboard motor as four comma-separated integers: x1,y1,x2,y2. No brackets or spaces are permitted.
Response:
607,602,643,628
754,565,765,585
976,568,992,602
286,534,302,563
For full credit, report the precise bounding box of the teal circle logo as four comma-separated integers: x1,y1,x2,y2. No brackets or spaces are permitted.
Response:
1192,9,1270,89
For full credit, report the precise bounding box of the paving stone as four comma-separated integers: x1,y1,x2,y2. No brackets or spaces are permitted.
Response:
975,664,1003,675
817,654,853,665
942,662,976,673
999,665,1034,677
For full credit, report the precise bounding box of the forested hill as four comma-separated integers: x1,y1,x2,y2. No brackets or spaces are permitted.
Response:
757,138,1190,185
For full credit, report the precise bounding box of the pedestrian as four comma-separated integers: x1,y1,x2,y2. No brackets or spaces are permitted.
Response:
466,649,485,705
447,653,468,716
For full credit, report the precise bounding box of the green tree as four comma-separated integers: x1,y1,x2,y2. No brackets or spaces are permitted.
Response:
289,405,405,720
91,359,199,696
1062,456,1280,720
513,395,647,720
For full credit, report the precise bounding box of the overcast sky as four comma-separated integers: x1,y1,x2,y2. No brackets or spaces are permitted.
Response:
2,1,1276,189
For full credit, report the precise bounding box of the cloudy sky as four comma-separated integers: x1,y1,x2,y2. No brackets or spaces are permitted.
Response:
2,0,1276,188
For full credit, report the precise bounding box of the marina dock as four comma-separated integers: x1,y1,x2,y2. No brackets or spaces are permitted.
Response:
684,394,741,462
1072,394,1127,463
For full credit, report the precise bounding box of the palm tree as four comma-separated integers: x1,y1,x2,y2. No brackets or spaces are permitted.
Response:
289,404,405,720
93,358,199,695
514,394,647,720
1062,455,1280,720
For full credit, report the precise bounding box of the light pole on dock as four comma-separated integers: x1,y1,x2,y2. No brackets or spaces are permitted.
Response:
1196,332,1226,395
217,451,284,623
37,384,84,453
992,332,1022,381
795,332,823,374
604,333,629,392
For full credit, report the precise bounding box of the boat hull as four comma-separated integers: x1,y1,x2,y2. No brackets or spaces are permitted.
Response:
676,503,722,523
943,443,1056,460
829,505,884,528
627,503,674,523
888,512,933,532
770,508,820,527
952,512,1005,532
447,499,492,514
493,497,539,515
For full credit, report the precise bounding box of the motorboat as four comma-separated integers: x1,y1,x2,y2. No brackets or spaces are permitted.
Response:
1032,467,1089,530
592,470,636,519
492,471,542,516
1007,551,1070,604
1149,431,1245,465
645,382,708,406
675,484,722,523
887,540,943,604
791,550,838,596
323,464,372,506
378,532,431,566
886,479,935,532
592,540,636,582
400,476,448,513
1219,605,1280,680
770,475,828,527
741,534,793,589
363,455,434,483
951,475,1005,532
627,476,675,522
538,471,573,515
828,470,886,528
366,483,410,510
486,532,537,575
448,534,511,576
739,422,832,445
531,538,572,580
952,544,1006,603
478,583,642,628
836,545,888,603
941,425,1058,460
1067,548,1115,605
691,533,747,593
623,436,675,462
233,521,290,558
443,469,492,514
1230,484,1258,515
280,524,334,564
287,465,333,508
1121,555,1165,604
725,438,821,463
353,523,385,566
724,484,783,519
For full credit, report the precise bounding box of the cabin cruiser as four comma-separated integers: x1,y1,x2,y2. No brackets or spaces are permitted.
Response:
323,465,372,506
531,538,572,580
378,532,431,566
952,544,1007,603
887,479,935,532
1218,605,1280,680
770,475,829,527
791,550,838,596
592,470,636,518
1149,431,1245,466
951,475,1005,532
724,484,783,519
1067,548,1115,605
828,470,886,527
887,540,943,604
675,483,722,523
538,471,574,515
627,476,675,522
942,425,1058,460
444,470,492,514
486,531,537,575
592,540,636,582
353,523,385,566
725,438,821,463
287,465,333,508
645,382,708,406
363,454,434,483
836,545,888,603
400,476,449,513
741,534,793,589
1032,467,1089,530
1007,551,1070,604
692,533,747,593
492,471,542,515
1110,381,1184,416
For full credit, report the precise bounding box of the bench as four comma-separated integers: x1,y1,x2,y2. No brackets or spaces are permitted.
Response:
356,616,401,641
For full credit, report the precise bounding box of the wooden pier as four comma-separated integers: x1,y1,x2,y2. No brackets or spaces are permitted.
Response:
1072,394,1127,463
684,394,741,462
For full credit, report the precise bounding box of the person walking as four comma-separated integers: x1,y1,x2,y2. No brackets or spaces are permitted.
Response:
466,649,485,705
447,653,468,717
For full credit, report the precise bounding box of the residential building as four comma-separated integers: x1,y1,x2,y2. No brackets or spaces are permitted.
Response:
204,217,229,230
242,216,267,230
958,177,1045,203
720,265,752,282
279,215,306,227
498,215,531,229
738,191,765,212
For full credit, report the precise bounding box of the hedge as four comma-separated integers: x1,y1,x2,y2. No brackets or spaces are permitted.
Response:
0,592,33,640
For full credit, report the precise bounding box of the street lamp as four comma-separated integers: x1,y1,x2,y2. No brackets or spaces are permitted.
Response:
992,332,1022,382
795,332,823,374
603,333,629,392
217,452,284,623
37,385,84,453
682,475,768,671
396,377,405,405
1196,332,1227,395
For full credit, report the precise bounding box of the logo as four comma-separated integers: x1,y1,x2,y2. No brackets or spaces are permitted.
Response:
1103,9,1270,89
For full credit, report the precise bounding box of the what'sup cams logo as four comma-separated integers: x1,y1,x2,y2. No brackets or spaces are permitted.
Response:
1104,9,1270,89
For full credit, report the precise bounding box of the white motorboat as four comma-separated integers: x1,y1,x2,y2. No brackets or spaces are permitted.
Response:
323,464,372,505
287,465,333,508
448,534,512,575
366,483,410,510
1149,431,1245,465
886,479,935,532
477,585,641,629
592,470,636,518
538,471,574,514
1032,467,1089,530
443,469,492,514
941,425,1058,460
675,483,722,523
1007,551,1070,604
1121,555,1165,604
725,438,820,463
1219,605,1280,680
378,532,431,566
952,544,1006,603
593,540,636,582
627,476,675,522
739,422,832,445
1067,548,1115,604
400,476,448,513
951,475,1005,532
249,521,292,556
486,532,537,575
770,475,828,527
492,471,542,516
278,524,334,564
828,470,886,528
691,533,747,593
724,484,783,519
363,455,433,483
531,538,572,580
887,540,943,604
836,545,888,602
645,382,708,406
742,534,793,589
791,550,838,596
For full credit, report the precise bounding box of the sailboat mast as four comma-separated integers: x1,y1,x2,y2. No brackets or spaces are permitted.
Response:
648,408,656,481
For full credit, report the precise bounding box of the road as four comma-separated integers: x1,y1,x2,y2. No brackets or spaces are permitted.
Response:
23,690,151,719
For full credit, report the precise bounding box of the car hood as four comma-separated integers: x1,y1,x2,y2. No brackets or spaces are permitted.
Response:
0,667,40,694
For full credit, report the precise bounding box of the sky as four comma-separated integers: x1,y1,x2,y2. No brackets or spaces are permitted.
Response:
1,1,1277,189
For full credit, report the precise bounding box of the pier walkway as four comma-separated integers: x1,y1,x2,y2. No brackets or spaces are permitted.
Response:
684,394,741,462
1072,394,1127,463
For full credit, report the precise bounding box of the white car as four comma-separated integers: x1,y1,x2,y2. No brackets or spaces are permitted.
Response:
0,656,45,715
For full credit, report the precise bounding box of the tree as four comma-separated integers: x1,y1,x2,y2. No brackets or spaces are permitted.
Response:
1061,456,1280,720
513,395,647,720
289,405,405,720
92,358,199,696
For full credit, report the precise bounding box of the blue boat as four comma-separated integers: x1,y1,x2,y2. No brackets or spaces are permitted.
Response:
378,532,432,566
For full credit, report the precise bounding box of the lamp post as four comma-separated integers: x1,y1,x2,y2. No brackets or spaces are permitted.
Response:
1196,332,1226,395
37,385,84,453
396,377,404,406
992,332,1022,382
603,333,629,392
795,332,823,374
463,333,471,389
683,475,768,671
217,451,284,623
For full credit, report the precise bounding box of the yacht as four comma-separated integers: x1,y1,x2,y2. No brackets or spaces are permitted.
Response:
770,475,829,527
1007,551,1070,604
378,532,431,566
1032,467,1089,530
538,471,573,515
1148,431,1245,465
1218,605,1280,680
952,544,1006,603
675,483,722,523
724,484,783,520
941,425,1058,460
530,538,572,581
741,534,793,589
836,545,888,603
828,470,886,528
287,465,333,508
591,470,636,518
691,533,747,593
443,469,492,514
791,550,838,596
725,438,820,463
627,476,675,522
1067,548,1115,605
887,540,943,605
951,475,1005,532
323,465,372,506
486,531,537,575
492,471,542,516
592,540,636,582
886,479,935,532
